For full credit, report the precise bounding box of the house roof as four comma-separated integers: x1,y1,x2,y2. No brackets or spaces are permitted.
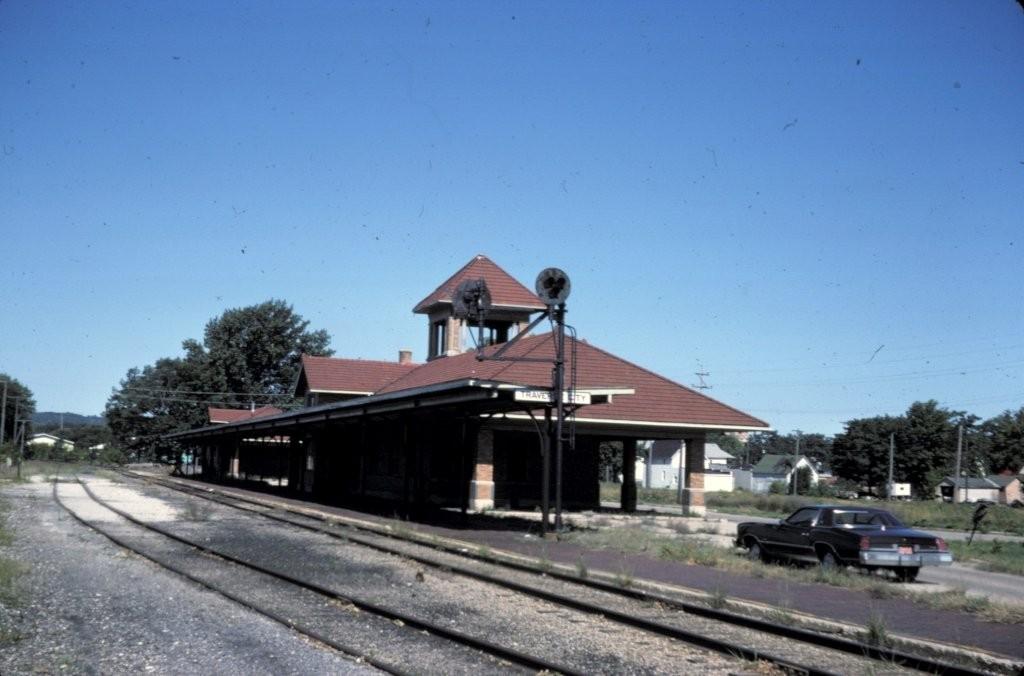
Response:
647,441,735,462
208,406,284,424
377,332,769,430
705,443,734,460
28,432,75,446
941,476,1001,489
295,354,420,396
987,475,1019,488
751,453,809,474
413,254,547,314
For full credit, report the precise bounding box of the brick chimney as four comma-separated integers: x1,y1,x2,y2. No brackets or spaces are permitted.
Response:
398,349,413,365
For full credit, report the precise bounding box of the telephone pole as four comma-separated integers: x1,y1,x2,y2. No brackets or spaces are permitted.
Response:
0,380,7,446
887,433,895,501
953,424,964,504
692,365,712,391
15,419,26,480
791,431,801,495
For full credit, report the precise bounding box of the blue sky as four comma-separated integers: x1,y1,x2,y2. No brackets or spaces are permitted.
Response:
1,1,1022,435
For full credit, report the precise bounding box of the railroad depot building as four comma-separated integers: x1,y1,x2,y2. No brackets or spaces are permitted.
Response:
171,255,770,515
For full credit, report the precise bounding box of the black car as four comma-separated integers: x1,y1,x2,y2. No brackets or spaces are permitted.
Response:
736,505,953,582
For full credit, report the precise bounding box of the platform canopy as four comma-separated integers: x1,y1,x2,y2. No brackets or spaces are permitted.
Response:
166,378,629,443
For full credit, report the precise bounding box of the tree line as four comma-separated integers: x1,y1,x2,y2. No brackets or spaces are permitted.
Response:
0,373,36,459
741,400,1023,497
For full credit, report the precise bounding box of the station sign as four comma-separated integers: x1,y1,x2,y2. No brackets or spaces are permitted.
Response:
513,390,591,406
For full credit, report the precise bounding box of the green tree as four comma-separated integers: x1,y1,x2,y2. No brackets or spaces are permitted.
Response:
706,432,743,459
106,300,333,459
194,300,332,397
743,432,786,466
106,358,203,460
742,431,832,469
897,400,959,495
832,415,903,494
598,441,623,482
982,407,1024,473
0,374,36,453
790,465,813,495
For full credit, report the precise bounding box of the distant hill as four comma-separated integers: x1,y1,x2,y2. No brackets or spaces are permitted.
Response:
32,412,106,427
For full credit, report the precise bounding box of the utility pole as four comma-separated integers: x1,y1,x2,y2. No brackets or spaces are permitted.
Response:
791,431,801,495
692,365,712,391
0,380,7,446
14,419,25,480
11,397,20,445
953,424,964,504
887,433,895,501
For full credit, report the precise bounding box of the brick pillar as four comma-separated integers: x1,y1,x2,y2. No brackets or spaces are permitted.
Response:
469,428,495,511
621,439,637,512
683,436,706,515
445,316,464,355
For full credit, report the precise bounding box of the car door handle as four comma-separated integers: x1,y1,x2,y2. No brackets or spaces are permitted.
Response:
800,532,809,536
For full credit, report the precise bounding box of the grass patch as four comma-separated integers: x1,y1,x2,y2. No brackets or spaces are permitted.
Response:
702,490,1024,536
575,556,589,579
0,498,24,607
864,612,891,647
949,539,1024,576
563,526,1024,625
537,555,554,575
599,481,682,506
614,563,634,588
708,585,728,609
390,519,415,540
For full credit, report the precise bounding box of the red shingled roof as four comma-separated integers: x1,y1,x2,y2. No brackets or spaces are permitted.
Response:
378,334,769,430
413,254,546,314
296,354,420,396
208,406,283,424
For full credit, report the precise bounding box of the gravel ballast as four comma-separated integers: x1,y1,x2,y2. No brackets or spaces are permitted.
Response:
0,478,375,675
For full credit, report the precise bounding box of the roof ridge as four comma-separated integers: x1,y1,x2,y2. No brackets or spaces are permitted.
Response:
412,255,544,313
302,354,419,367
374,332,554,393
568,337,771,429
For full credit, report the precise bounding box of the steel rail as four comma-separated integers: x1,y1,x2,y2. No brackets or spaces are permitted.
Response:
51,479,415,676
119,469,937,676
125,471,993,676
65,478,572,676
138,476,839,675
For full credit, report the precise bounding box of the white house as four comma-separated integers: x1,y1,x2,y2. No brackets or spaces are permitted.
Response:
635,441,735,490
934,476,1015,504
28,433,75,449
733,454,819,494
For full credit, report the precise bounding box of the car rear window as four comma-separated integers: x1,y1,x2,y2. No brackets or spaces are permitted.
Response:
832,510,903,527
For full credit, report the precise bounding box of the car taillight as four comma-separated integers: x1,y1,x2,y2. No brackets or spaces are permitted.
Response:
936,538,948,552
860,536,871,550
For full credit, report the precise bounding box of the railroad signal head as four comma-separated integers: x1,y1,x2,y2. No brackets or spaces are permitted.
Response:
452,278,492,320
535,268,571,306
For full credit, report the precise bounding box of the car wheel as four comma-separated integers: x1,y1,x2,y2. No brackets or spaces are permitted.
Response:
896,567,920,583
747,541,769,563
820,550,841,571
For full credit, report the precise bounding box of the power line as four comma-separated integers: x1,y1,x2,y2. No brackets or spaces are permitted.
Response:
120,386,292,397
716,359,1024,388
712,341,1024,375
745,391,1024,417
114,392,302,408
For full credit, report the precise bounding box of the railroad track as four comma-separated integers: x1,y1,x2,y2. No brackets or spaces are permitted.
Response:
53,477,573,676
113,469,995,676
